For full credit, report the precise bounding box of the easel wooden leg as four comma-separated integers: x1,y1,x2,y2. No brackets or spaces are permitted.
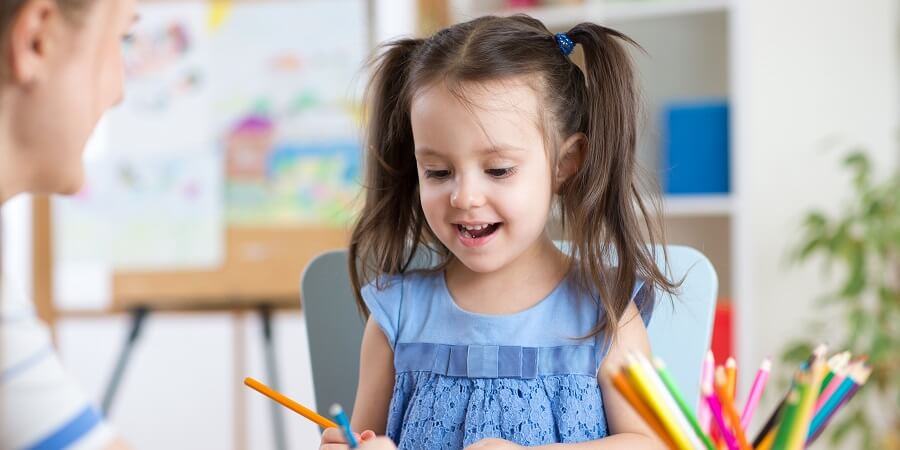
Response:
102,306,150,416
233,311,247,450
259,304,287,450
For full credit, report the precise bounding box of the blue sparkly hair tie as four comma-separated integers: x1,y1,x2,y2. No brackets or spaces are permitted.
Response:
555,32,575,57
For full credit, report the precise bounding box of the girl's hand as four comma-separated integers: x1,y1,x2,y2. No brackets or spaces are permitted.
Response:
319,427,377,450
463,438,524,450
359,437,398,449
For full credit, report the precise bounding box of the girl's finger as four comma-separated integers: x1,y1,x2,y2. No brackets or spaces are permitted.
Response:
321,427,347,443
360,430,376,441
320,445,350,450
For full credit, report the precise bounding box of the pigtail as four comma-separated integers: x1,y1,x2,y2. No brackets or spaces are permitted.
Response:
349,38,427,317
562,23,676,339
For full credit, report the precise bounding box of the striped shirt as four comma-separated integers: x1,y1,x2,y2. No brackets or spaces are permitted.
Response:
1,277,115,450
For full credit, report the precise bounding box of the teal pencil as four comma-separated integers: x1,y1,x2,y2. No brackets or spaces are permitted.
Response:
807,363,871,439
652,358,716,450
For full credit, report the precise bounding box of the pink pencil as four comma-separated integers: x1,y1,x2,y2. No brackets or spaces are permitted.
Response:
814,357,852,413
815,372,846,413
740,358,770,430
703,385,739,450
698,350,714,433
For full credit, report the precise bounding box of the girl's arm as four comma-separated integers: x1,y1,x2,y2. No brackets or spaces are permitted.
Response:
349,317,396,434
592,300,667,448
526,301,667,450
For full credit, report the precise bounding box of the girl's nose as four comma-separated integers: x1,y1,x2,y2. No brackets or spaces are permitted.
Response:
450,178,486,210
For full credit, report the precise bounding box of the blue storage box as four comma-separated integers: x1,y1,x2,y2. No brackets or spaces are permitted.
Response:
662,100,730,194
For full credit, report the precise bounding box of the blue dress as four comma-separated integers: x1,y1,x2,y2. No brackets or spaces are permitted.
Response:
362,270,654,450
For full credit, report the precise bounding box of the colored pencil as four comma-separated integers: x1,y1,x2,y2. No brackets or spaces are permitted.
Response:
771,375,803,450
815,355,856,413
808,363,872,440
751,395,784,449
331,403,358,448
785,347,827,449
740,358,770,431
624,354,694,450
751,344,824,447
244,377,338,429
713,370,751,450
699,350,715,433
609,368,678,450
818,351,850,395
755,427,776,450
712,366,727,449
652,357,716,450
815,371,846,414
806,366,869,445
702,385,739,450
633,353,703,450
725,357,737,401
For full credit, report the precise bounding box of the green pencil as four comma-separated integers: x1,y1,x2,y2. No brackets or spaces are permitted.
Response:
818,351,849,395
772,376,803,449
652,358,716,450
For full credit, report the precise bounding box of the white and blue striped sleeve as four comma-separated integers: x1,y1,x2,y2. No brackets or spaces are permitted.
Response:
1,282,116,450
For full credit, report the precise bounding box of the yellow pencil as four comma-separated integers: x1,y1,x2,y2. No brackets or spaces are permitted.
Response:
786,347,827,449
244,377,338,429
609,368,678,450
623,354,694,450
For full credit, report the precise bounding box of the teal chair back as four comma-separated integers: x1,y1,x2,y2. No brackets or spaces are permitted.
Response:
300,245,717,418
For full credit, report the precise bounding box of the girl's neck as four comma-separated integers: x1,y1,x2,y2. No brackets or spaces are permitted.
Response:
445,235,570,315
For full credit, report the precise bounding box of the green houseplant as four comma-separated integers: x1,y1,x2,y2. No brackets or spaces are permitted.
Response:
780,151,899,449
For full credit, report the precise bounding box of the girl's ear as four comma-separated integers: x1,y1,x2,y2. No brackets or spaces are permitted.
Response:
555,132,586,192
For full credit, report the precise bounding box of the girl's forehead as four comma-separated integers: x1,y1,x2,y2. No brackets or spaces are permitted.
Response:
411,78,544,128
411,79,549,156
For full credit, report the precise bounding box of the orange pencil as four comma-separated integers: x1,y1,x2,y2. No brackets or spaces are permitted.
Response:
714,370,751,450
725,357,737,401
609,369,678,450
244,377,338,429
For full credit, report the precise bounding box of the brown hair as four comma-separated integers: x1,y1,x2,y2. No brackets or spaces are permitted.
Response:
1,0,92,31
349,14,677,340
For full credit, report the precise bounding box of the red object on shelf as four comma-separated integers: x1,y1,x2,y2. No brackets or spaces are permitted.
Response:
711,301,733,363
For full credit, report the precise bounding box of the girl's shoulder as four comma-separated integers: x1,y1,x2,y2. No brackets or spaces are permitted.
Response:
565,270,654,312
360,270,444,348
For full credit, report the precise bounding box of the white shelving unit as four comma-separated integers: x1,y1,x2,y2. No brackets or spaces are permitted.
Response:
452,0,729,28
664,194,732,217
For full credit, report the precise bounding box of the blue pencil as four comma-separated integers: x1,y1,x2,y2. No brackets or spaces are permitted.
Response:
330,403,358,448
807,363,871,442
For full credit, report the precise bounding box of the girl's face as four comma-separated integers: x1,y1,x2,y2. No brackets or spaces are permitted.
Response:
9,0,137,195
411,78,557,274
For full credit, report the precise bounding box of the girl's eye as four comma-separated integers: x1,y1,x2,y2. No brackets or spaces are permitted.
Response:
121,33,135,44
486,167,516,178
424,169,451,180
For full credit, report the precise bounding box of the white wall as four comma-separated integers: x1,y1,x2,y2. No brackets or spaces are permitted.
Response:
733,0,898,442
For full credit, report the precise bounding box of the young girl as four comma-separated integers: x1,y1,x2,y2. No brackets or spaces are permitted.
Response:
322,14,676,450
